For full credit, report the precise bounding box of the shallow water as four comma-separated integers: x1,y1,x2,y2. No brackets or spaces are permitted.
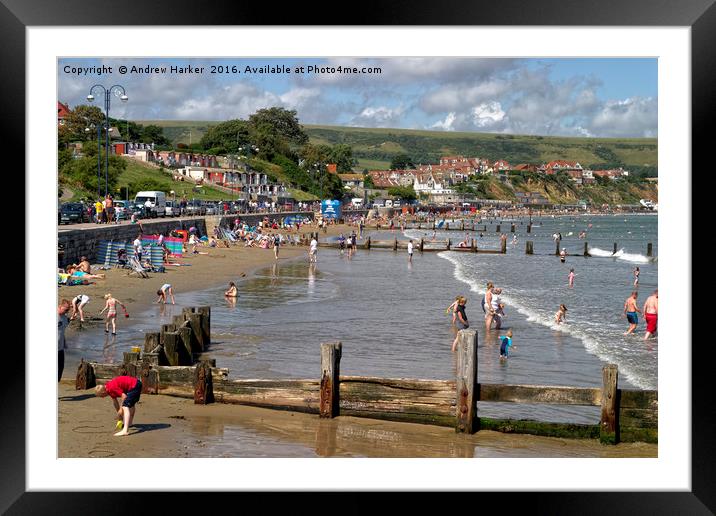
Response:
67,214,657,426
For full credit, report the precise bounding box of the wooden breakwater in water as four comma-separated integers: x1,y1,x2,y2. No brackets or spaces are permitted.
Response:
317,236,506,253
76,328,657,443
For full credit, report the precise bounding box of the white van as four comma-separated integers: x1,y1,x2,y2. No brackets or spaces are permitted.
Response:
135,191,167,218
351,198,364,208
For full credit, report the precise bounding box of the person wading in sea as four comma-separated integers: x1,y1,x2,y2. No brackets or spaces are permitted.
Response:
643,289,658,340
623,291,641,335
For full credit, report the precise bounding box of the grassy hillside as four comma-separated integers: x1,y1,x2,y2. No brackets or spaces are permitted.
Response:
138,120,657,174
303,125,658,172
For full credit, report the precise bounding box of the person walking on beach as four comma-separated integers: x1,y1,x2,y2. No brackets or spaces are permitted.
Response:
133,234,143,262
555,304,567,324
499,330,514,360
407,239,414,263
273,233,281,260
643,289,658,340
309,236,318,263
568,268,575,288
623,291,641,335
70,294,90,322
58,299,71,382
156,283,176,304
633,267,640,287
451,297,469,353
95,375,143,437
99,293,127,335
484,282,495,330
490,287,506,330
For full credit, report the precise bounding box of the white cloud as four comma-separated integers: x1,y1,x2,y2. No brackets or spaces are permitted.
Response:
431,112,457,131
351,105,405,127
472,102,506,128
588,97,657,138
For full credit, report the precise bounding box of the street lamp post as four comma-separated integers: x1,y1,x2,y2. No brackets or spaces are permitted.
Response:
87,84,128,197
85,124,102,199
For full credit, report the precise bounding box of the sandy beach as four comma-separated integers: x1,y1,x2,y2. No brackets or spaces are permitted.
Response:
57,218,657,458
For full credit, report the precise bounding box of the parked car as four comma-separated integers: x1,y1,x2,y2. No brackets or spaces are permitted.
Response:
204,201,219,215
185,199,207,216
59,202,90,224
165,200,178,217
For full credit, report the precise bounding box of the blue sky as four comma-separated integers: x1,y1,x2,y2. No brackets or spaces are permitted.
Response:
58,57,657,138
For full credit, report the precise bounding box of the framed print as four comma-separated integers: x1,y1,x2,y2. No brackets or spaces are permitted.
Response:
5,0,711,512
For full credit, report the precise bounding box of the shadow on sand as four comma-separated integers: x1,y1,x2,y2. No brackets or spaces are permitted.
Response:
130,423,171,434
59,394,95,402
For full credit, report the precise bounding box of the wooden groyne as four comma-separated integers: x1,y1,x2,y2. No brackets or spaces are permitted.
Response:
76,328,657,444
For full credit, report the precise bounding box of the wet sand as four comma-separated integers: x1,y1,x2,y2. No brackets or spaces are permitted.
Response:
58,381,656,458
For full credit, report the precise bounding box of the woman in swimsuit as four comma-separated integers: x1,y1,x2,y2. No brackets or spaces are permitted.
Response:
99,293,126,335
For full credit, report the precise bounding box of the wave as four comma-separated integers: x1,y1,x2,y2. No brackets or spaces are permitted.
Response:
588,247,652,264
437,251,655,390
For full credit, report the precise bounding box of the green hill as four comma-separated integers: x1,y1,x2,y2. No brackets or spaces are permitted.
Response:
138,120,657,175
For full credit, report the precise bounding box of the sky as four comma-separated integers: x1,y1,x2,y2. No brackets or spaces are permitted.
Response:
58,57,657,138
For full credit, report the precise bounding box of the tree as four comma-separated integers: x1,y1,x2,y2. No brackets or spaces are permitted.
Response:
60,153,126,196
248,107,308,145
199,119,250,153
390,153,415,170
60,104,105,143
387,185,417,201
325,144,356,172
140,124,170,146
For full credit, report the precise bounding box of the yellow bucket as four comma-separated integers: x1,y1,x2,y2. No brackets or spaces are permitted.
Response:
130,346,141,353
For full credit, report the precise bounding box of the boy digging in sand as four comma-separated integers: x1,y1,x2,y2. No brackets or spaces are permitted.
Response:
95,375,143,436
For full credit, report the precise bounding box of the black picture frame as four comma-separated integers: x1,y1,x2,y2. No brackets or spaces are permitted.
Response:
6,0,709,513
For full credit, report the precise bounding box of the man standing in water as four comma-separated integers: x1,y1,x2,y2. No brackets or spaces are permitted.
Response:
623,291,641,335
407,239,414,263
643,289,658,340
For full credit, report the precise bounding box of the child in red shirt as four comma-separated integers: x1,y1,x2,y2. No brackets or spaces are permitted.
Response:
95,375,142,436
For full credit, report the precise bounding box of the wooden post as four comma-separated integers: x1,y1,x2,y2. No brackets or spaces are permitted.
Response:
319,342,342,418
393,237,398,251
584,242,590,257
447,238,451,250
187,313,204,352
194,360,214,404
163,332,180,366
613,242,618,255
445,222,450,231
123,351,140,364
471,221,475,231
496,224,500,233
432,221,436,230
461,220,465,231
144,332,161,354
140,364,159,394
142,353,159,367
501,237,507,254
177,325,194,365
556,239,561,256
197,306,211,348
526,241,534,255
420,238,424,252
75,359,96,390
471,238,476,252
510,224,515,233
647,243,653,257
527,224,531,233
600,364,619,444
366,236,371,249
455,329,478,434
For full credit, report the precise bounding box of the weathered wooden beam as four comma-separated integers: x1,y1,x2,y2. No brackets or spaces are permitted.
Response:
647,243,653,257
319,342,342,418
600,364,619,444
619,389,658,410
176,326,194,365
139,364,159,394
478,384,602,406
455,329,478,433
526,241,534,255
584,242,590,257
123,351,140,364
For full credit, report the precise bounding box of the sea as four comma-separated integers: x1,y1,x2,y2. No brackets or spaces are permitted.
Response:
67,214,657,426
